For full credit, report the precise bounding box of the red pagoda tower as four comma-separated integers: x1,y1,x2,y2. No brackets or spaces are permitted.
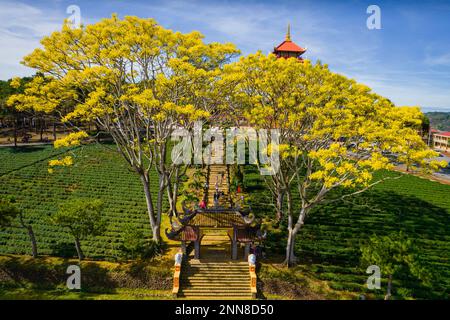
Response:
273,24,306,61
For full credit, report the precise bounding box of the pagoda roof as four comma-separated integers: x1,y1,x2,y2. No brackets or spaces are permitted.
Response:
190,210,251,228
274,40,306,53
165,208,256,241
274,24,306,54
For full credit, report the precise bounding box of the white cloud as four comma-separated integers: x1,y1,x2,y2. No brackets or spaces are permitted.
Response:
425,52,450,66
1,0,449,111
0,1,66,79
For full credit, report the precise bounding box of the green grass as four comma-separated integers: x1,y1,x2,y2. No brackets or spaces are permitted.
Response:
0,144,72,176
0,287,173,300
1,144,449,299
0,255,173,300
0,143,160,260
244,166,450,299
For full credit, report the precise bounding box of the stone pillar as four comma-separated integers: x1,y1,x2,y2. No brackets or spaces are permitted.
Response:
244,243,251,260
232,240,238,260
194,239,200,259
181,241,187,255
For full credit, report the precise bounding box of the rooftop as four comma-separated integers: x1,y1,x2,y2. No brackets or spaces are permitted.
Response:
273,24,306,54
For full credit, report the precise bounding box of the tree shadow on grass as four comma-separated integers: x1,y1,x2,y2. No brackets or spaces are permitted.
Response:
0,256,117,295
297,190,450,262
293,190,450,298
9,146,47,153
50,241,78,258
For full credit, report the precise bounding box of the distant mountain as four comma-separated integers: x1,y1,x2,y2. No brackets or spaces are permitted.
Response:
425,112,450,131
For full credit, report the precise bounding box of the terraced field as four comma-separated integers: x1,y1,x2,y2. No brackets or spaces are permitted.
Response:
0,145,70,176
245,166,450,299
0,143,156,259
1,144,449,299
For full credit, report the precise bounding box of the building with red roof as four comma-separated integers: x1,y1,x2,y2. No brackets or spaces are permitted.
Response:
431,129,450,152
273,24,306,60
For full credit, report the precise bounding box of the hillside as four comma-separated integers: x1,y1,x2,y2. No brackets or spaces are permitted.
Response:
245,166,450,299
0,143,449,299
0,144,156,259
426,112,450,131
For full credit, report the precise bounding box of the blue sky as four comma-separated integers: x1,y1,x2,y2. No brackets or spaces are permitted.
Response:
1,0,450,112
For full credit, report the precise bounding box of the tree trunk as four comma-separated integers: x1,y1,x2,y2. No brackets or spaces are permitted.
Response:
74,238,84,261
95,123,100,142
166,176,178,218
166,186,175,218
285,228,297,266
284,191,298,266
152,225,161,243
13,118,17,147
39,118,44,141
155,174,165,240
284,200,308,267
384,274,392,300
275,191,284,222
140,174,161,244
53,121,57,141
27,226,38,258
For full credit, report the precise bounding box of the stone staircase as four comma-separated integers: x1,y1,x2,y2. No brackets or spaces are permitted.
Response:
201,229,230,247
173,151,255,299
206,165,230,207
178,260,253,299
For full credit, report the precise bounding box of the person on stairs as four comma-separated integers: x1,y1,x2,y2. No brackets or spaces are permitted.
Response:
213,191,220,208
199,199,206,210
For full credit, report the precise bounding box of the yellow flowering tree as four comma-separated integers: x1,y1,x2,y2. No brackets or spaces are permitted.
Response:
225,52,446,266
8,15,238,243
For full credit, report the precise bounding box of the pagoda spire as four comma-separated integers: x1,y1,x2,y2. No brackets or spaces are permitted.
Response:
273,24,306,60
285,23,291,41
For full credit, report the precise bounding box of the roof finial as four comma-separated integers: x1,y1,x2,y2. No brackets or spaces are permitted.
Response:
286,23,291,41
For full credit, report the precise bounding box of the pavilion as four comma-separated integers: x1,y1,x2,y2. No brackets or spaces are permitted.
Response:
273,24,307,60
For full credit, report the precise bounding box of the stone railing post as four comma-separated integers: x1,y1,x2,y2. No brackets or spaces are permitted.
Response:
172,251,183,298
248,253,257,298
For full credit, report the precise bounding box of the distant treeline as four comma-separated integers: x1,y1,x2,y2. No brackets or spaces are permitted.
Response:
426,112,450,131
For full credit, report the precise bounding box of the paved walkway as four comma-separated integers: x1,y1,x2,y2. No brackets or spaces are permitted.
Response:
0,142,53,148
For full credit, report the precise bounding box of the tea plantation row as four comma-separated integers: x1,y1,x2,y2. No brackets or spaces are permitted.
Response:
0,143,157,259
245,167,450,299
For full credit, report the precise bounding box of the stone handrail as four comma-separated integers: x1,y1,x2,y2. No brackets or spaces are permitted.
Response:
248,254,257,298
172,253,183,297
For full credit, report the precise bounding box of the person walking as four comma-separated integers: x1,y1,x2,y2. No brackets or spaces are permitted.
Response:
213,191,219,208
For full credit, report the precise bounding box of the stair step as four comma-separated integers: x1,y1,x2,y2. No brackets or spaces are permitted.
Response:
187,266,248,270
187,267,248,270
189,264,248,266
186,272,249,275
183,280,249,284
187,269,248,273
181,288,251,291
202,235,230,239
181,292,252,296
185,276,249,279
182,273,250,281
187,270,248,272
181,288,251,293
185,273,249,277
185,279,249,282
178,294,252,298
189,264,247,266
181,284,249,288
